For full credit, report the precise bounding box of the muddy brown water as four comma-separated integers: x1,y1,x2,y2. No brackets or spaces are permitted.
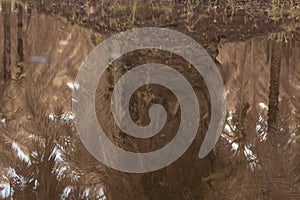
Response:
0,10,213,200
218,35,300,138
0,8,300,200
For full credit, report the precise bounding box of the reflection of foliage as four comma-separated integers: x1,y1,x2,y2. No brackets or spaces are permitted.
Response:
0,86,107,199
203,37,300,199
1,1,300,199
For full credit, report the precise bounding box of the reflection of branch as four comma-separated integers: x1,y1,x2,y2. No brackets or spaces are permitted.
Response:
267,40,281,136
3,1,11,81
223,112,244,142
222,130,242,142
222,130,233,139
225,117,236,134
1,0,27,8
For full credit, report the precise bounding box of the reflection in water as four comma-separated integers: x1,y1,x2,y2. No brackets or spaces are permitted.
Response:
213,33,300,198
0,7,107,199
218,34,300,142
0,1,300,199
0,6,216,200
29,56,50,63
